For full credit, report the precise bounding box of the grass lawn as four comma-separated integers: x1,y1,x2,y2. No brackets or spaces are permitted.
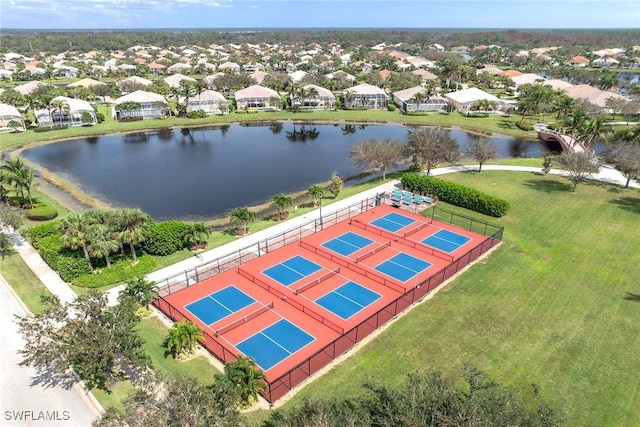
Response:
2,109,539,152
248,171,640,427
0,253,53,314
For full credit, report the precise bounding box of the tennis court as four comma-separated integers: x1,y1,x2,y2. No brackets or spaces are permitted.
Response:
422,229,472,253
185,285,255,325
315,281,381,320
263,255,322,286
370,211,416,232
375,252,432,282
236,319,315,371
322,231,373,256
155,201,502,403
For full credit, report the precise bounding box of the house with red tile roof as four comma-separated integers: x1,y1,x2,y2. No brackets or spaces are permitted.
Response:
566,55,590,67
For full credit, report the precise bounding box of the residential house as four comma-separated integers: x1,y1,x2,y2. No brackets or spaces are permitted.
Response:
566,55,590,67
291,84,336,110
234,85,281,111
183,90,229,115
114,90,171,119
443,87,512,114
0,103,26,131
35,96,97,127
164,73,196,88
343,83,388,110
392,86,449,113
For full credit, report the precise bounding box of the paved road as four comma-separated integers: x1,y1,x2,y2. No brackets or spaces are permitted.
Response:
0,276,101,427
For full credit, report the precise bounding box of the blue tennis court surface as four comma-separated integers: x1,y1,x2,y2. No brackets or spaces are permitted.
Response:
236,319,315,371
322,232,373,256
422,229,471,253
185,285,254,325
371,212,415,232
375,253,432,282
316,281,381,319
263,255,322,286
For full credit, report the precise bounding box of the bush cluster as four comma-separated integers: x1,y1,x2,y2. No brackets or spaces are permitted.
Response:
26,205,58,221
28,221,60,245
35,233,92,282
401,172,510,217
142,220,191,256
186,110,207,119
516,120,534,131
72,254,156,288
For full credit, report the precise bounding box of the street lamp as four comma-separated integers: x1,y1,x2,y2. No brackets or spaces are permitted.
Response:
319,196,323,230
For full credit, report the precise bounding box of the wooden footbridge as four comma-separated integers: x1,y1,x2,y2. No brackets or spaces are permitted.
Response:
538,128,588,153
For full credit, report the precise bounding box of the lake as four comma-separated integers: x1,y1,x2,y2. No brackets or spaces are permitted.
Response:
23,121,565,220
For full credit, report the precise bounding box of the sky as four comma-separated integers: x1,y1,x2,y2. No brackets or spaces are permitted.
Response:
1,0,639,30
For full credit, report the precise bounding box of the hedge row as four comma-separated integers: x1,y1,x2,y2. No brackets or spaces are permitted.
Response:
401,172,510,217
142,220,191,256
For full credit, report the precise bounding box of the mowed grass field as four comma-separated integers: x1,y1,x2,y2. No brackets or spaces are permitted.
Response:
253,171,640,427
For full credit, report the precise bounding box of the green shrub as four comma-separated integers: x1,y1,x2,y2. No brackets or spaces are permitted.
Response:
28,221,61,247
401,172,510,217
26,205,58,221
95,112,106,122
235,110,247,114
72,254,156,288
186,110,207,119
35,233,65,271
247,109,259,114
142,220,190,256
516,120,534,131
119,116,143,122
57,255,92,282
387,103,396,111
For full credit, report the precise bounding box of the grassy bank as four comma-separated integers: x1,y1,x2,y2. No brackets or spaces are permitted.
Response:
247,171,640,427
1,109,539,152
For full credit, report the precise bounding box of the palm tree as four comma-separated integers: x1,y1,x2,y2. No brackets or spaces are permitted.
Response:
270,193,293,220
164,319,204,359
183,222,211,248
563,111,589,148
118,276,158,308
223,355,268,406
49,98,70,127
229,207,256,235
580,116,612,147
87,224,119,268
1,157,34,207
306,185,324,207
115,208,150,262
59,212,95,268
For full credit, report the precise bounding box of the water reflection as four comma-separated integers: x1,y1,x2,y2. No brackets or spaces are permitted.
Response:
23,122,555,220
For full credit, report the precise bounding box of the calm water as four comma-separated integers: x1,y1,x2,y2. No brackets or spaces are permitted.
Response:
23,122,561,220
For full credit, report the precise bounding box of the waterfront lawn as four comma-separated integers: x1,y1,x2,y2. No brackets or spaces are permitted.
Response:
2,109,538,152
270,171,640,427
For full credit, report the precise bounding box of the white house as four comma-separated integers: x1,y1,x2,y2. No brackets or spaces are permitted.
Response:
114,90,171,120
35,96,97,127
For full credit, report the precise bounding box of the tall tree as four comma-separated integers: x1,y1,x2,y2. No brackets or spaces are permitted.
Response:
467,136,499,172
328,171,343,198
404,127,459,175
87,224,120,268
59,211,95,268
16,291,148,392
1,157,34,208
350,138,405,180
115,208,150,262
556,151,600,193
93,373,243,427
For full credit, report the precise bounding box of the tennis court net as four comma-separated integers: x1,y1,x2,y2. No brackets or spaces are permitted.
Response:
215,301,274,336
295,267,341,295
402,219,433,238
355,240,391,263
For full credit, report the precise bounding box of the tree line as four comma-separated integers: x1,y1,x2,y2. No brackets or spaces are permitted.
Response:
2,29,638,56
